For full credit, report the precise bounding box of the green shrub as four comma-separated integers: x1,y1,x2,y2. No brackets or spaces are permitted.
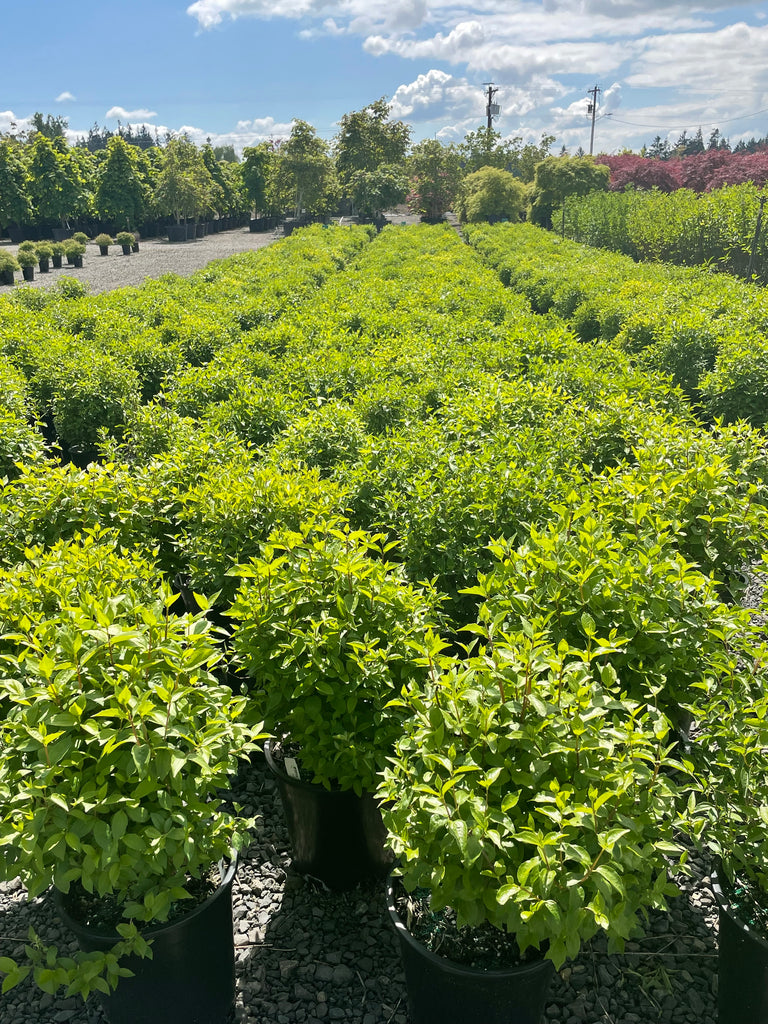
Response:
230,517,444,793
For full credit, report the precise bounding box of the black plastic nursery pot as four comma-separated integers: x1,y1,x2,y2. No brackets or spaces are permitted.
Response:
21,266,34,282
56,857,237,1024
167,224,188,243
0,269,13,286
264,739,392,891
386,877,554,1024
714,869,768,1024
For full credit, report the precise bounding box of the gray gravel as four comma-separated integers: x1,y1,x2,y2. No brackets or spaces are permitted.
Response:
0,227,281,296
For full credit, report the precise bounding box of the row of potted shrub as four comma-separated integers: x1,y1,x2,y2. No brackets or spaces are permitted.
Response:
0,222,767,1022
94,232,139,255
0,509,764,1023
0,237,88,284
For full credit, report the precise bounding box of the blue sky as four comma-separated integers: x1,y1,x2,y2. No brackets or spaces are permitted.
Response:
3,0,767,155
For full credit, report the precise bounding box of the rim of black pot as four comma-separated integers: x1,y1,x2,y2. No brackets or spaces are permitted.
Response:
54,854,238,941
264,737,339,794
384,874,554,979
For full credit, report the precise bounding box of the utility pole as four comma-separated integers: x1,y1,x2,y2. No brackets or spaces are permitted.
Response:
484,83,500,132
586,85,601,156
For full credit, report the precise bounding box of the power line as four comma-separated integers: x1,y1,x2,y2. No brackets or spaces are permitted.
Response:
607,106,768,131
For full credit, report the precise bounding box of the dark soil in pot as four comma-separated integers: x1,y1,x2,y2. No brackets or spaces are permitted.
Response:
386,876,553,1024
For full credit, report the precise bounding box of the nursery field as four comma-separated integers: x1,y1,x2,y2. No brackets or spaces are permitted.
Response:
1,221,767,1023
557,181,768,282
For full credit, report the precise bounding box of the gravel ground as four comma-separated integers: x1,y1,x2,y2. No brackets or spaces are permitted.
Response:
0,213,732,1022
0,227,282,296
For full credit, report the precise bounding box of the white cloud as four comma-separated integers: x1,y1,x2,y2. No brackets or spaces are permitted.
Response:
106,106,158,121
55,91,76,103
389,69,481,122
188,0,431,34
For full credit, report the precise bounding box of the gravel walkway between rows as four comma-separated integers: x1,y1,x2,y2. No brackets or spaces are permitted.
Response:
0,227,281,295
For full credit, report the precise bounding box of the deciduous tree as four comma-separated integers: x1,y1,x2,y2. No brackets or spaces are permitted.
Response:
456,166,526,223
334,98,410,193
407,140,463,222
94,136,145,229
529,155,609,228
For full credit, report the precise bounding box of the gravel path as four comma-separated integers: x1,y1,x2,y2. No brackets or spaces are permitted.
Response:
0,227,281,295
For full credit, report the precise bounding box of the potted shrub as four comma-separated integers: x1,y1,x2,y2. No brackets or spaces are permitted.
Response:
94,232,114,255
72,231,89,246
35,240,53,272
50,241,65,268
229,516,445,889
16,245,37,281
0,538,263,1021
63,238,85,267
0,249,18,285
116,230,136,255
378,625,694,1024
693,641,768,1024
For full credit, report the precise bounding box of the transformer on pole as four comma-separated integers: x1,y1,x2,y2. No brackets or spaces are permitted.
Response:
484,83,500,132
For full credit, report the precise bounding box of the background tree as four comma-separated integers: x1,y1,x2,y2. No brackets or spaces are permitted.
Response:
646,135,672,160
272,121,337,218
153,136,214,224
94,136,145,229
456,166,526,223
406,140,463,222
458,127,555,182
0,139,32,231
241,142,274,216
349,164,409,220
201,143,229,219
529,155,610,228
26,135,87,229
213,144,238,163
334,98,410,196
30,112,68,140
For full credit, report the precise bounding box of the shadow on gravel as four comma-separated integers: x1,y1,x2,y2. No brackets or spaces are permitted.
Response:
234,761,408,1024
542,861,718,1024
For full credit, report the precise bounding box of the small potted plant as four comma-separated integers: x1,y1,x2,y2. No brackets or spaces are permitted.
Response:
50,241,65,268
16,245,37,281
94,232,114,255
35,240,53,272
116,230,136,255
63,238,85,267
0,537,263,1021
0,249,19,285
378,622,694,1024
229,515,445,889
72,231,89,246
